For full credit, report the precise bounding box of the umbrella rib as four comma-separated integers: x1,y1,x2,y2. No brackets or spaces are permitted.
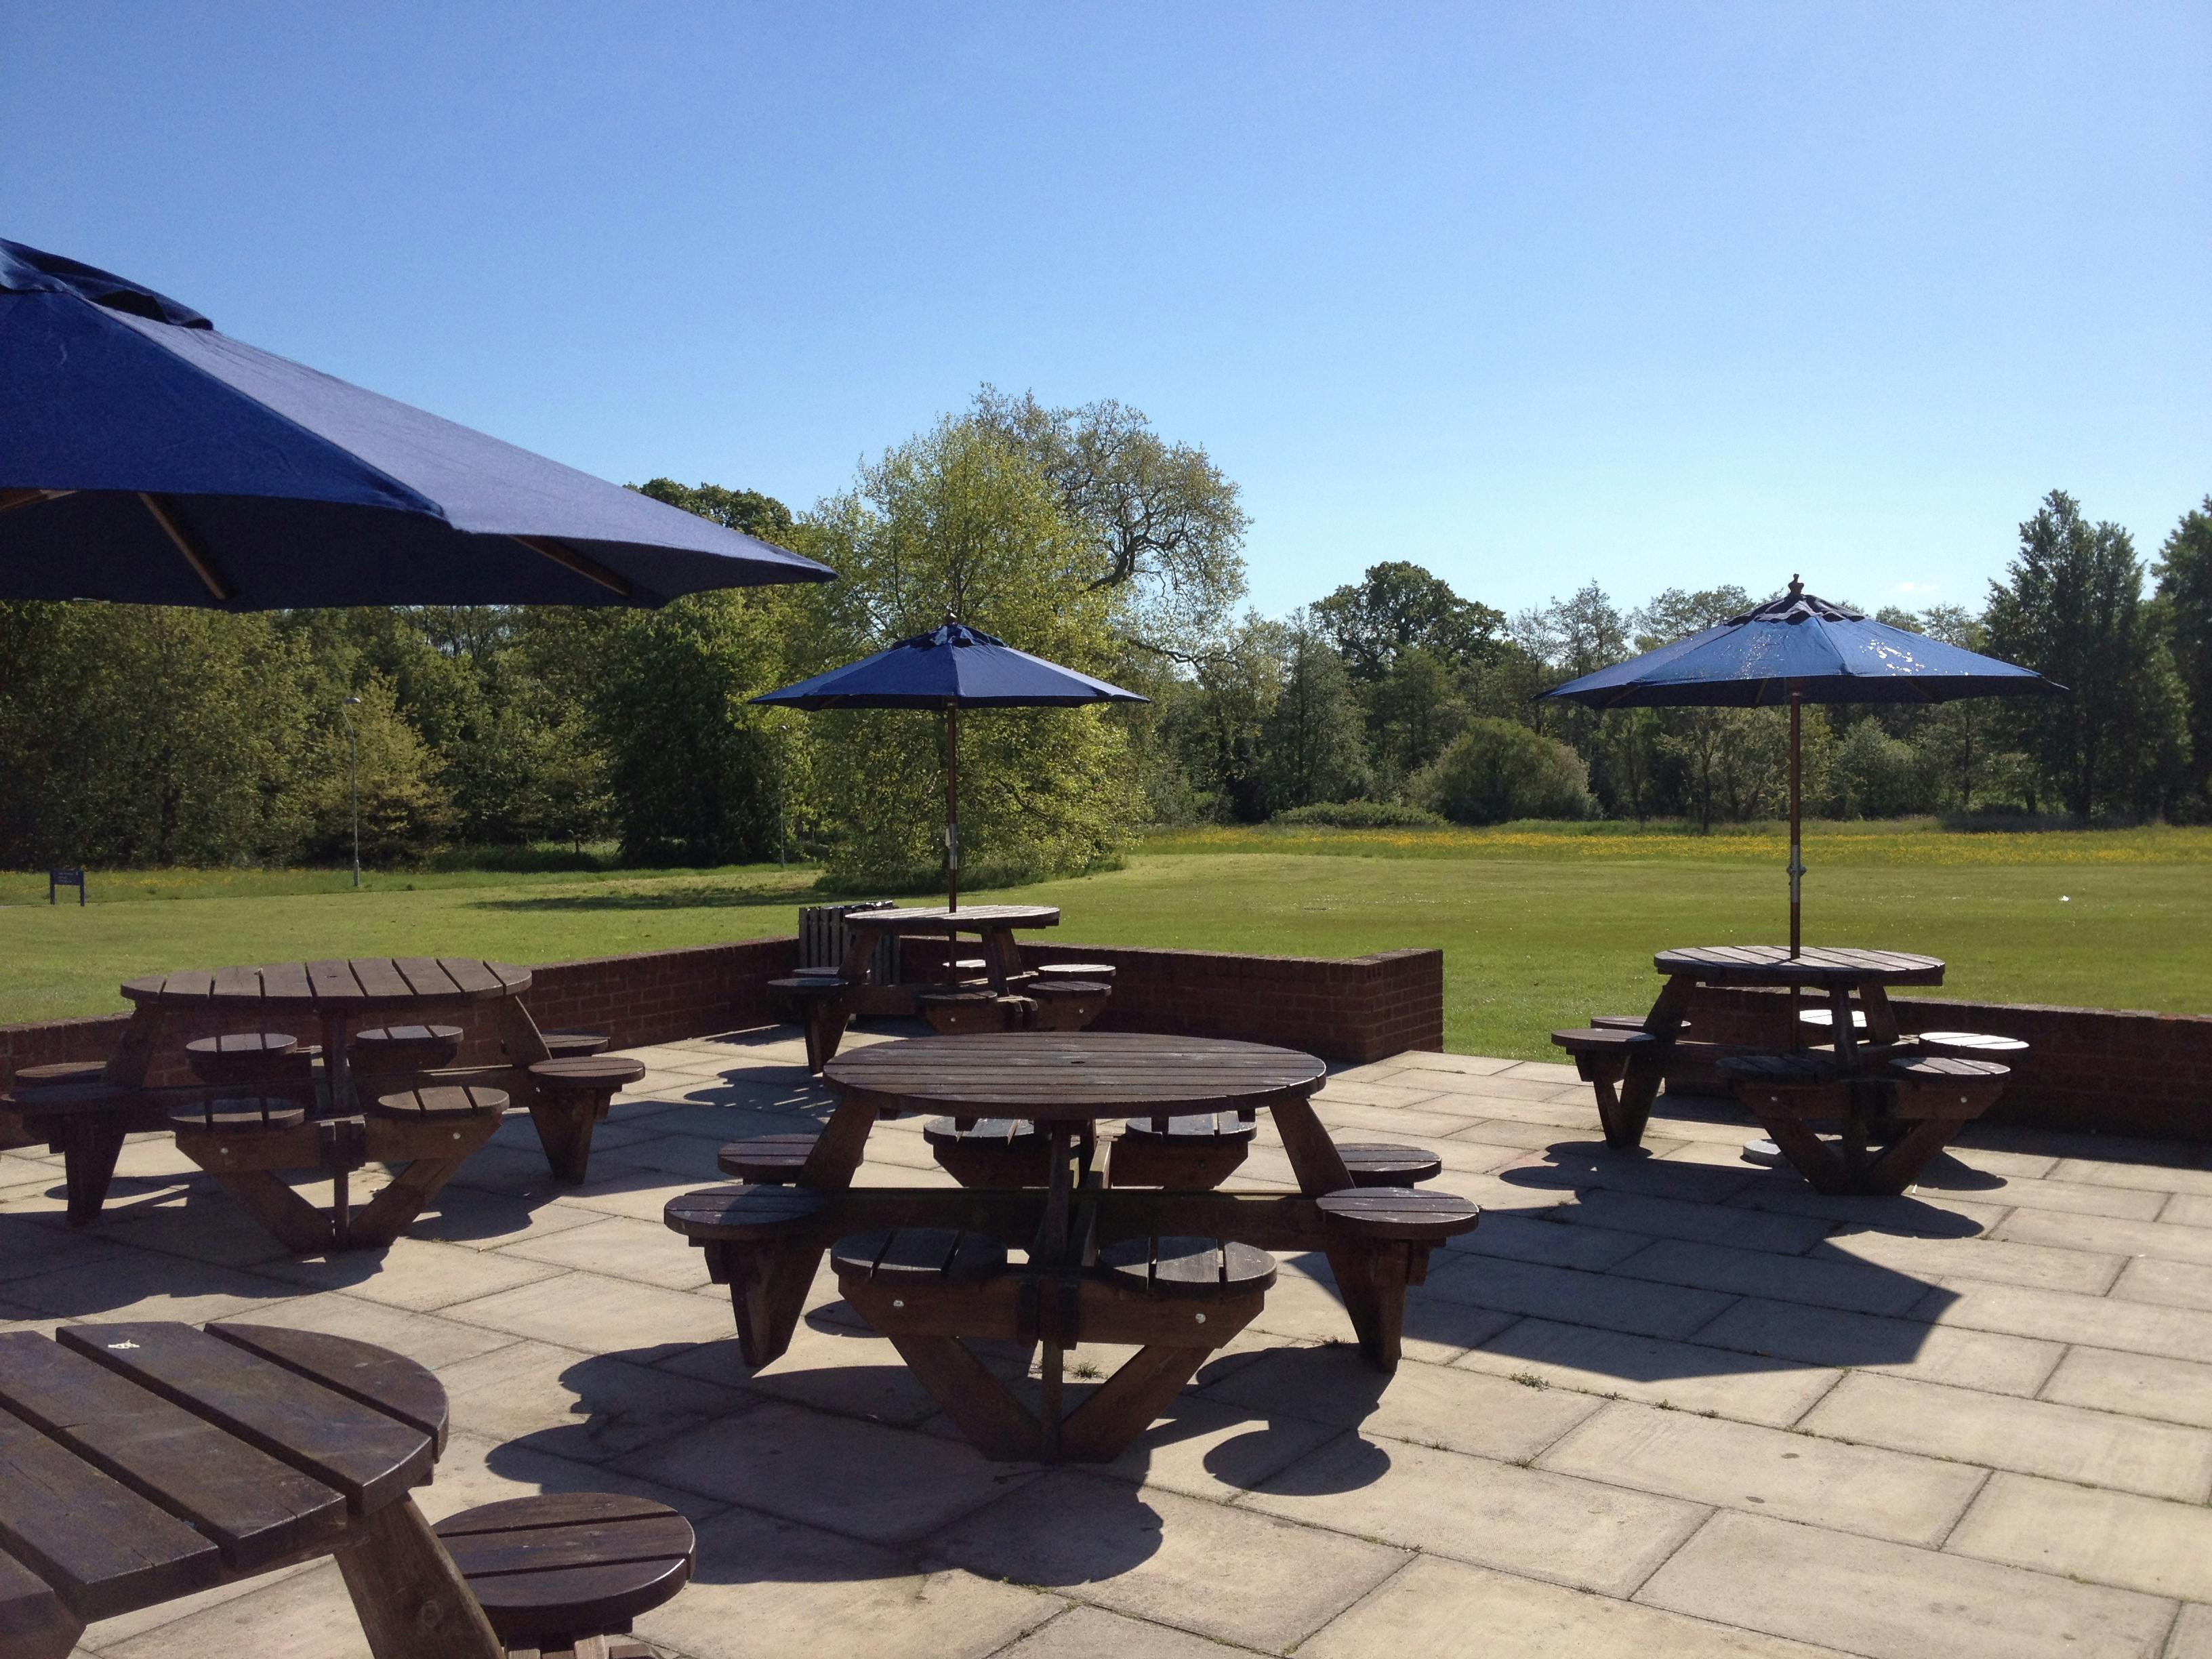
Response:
137,493,232,600
0,488,75,516
511,535,633,599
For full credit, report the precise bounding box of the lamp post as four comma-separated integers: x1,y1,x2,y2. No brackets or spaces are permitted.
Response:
342,696,361,889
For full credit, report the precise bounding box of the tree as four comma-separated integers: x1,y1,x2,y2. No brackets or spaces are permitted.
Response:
1255,615,1371,813
1364,647,1471,788
1415,718,1592,824
303,674,451,865
2154,497,2212,809
634,478,799,546
1986,491,2192,819
798,415,1139,886
1313,562,1505,682
1155,613,1288,823
970,387,1249,661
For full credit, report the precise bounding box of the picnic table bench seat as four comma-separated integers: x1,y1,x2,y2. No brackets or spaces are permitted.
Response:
1107,1112,1254,1189
1314,1186,1481,1368
768,975,853,1073
1336,1143,1446,1187
540,1028,612,1059
7,1060,108,1088
716,1132,823,1185
925,1116,1056,1187
1027,977,1111,1032
350,1023,464,1077
524,1054,647,1184
918,988,1038,1036
183,1031,312,1092
665,1184,831,1364
432,1492,695,1658
1035,961,1116,984
833,1227,1278,1462
1721,1052,2011,1197
6,1080,162,1223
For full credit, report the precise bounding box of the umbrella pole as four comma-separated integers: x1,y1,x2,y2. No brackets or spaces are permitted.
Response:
1788,688,1803,958
945,703,960,912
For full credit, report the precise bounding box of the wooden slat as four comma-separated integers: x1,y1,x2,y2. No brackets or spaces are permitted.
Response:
119,975,168,1002
1316,1188,1481,1242
348,958,414,1000
209,964,265,1001
0,1333,344,1568
0,1406,221,1618
0,1548,82,1659
259,961,313,1001
436,958,504,997
305,960,368,1004
662,1185,823,1240
159,970,216,1001
393,957,466,998
57,1324,433,1514
207,1323,449,1454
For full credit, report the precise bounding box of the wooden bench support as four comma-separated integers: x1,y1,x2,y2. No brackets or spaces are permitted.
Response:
1721,1054,2009,1197
525,1056,647,1183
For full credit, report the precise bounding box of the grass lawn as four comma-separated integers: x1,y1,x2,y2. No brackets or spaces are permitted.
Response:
4,821,2207,1061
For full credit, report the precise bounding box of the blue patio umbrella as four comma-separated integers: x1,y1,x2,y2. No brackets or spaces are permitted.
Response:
754,616,1147,909
0,238,834,607
1541,577,2065,951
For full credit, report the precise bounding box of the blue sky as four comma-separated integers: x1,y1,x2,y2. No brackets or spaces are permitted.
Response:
6,3,2207,619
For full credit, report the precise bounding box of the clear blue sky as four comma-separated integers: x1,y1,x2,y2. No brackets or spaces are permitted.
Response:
7,3,2207,620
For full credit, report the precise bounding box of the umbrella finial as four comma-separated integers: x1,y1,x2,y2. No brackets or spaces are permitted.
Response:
1788,574,1803,598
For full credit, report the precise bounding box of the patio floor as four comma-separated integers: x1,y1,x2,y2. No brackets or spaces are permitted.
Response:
5,1025,2211,1659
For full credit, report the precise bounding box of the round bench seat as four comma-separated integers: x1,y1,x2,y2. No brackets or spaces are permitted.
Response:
716,1132,821,1183
350,1024,462,1074
1336,1143,1444,1188
167,1097,308,1134
1027,979,1110,1032
185,1032,305,1088
434,1492,695,1652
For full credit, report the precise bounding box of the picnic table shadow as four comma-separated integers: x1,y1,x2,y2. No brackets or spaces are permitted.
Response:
476,1332,1387,1592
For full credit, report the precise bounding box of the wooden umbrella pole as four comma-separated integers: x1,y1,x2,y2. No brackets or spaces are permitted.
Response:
945,703,960,912
1788,687,1803,958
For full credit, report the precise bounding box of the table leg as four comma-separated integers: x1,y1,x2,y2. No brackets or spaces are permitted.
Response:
1269,1092,1353,1193
205,1168,337,1254
1642,974,1694,1038
98,1005,163,1088
58,1118,127,1227
886,1334,1041,1460
322,1012,355,1115
1059,1345,1209,1462
1858,982,1903,1046
334,1496,502,1659
494,997,552,1116
1826,987,1860,1070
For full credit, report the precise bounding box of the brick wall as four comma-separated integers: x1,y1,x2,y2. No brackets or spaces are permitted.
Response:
1687,985,2212,1143
1,935,1442,1089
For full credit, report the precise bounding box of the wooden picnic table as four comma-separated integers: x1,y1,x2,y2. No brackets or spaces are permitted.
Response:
837,903,1061,994
668,1033,1479,1462
0,1319,502,1659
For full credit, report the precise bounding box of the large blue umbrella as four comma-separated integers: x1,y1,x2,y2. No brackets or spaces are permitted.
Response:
0,238,834,607
754,616,1147,908
1541,577,2065,950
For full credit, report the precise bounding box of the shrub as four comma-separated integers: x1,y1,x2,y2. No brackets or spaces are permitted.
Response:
1270,801,1446,828
1414,719,1593,825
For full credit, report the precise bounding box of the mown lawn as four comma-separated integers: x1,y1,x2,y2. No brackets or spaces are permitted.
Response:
4,821,2207,1061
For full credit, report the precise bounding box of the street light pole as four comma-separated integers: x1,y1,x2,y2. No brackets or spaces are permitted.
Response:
342,695,361,889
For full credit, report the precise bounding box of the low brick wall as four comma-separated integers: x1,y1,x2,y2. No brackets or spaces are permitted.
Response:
1687,985,2212,1143
1,934,1441,1090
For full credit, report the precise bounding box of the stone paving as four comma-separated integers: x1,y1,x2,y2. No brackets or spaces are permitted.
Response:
5,1025,2212,1659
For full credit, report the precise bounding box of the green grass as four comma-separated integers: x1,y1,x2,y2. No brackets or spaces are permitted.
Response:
6,822,2208,1061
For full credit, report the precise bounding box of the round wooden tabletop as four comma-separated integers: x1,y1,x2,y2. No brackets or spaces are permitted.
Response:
1652,945,1944,988
822,1031,1326,1122
0,1320,446,1643
121,958,531,1012
842,904,1061,930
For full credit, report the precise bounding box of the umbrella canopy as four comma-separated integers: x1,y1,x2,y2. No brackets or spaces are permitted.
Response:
0,238,834,607
1540,581,2062,711
754,619,1145,710
755,617,1146,908
1540,577,2066,951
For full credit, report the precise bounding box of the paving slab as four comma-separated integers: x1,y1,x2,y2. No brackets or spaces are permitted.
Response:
1963,1172,2170,1221
1726,1182,2012,1237
2039,1346,2212,1431
2166,1194,2212,1227
234,1287,520,1370
491,1210,714,1290
937,1471,1406,1651
1812,1226,2125,1295
1300,1552,1850,1659
989,1603,1259,1659
1240,1433,1706,1595
254,1235,564,1312
1422,1250,1740,1340
1695,1294,2064,1396
2167,1603,2212,1659
438,1263,737,1359
1200,1341,1603,1460
1441,1208,1655,1271
1454,1316,1845,1426
1996,1206,2212,1267
437,1334,758,1465
1912,1276,2212,1364
1064,1389,1345,1502
2049,1158,2212,1198
1248,1255,1519,1362
1539,1398,1985,1545
1948,1472,2212,1602
1638,1509,2176,1659
2112,1255,2212,1312
640,1504,1065,1659
663,1314,949,1427
1610,1236,1932,1317
94,1558,371,1659
1557,1188,1835,1254
1801,1371,2212,1502
617,1398,1038,1547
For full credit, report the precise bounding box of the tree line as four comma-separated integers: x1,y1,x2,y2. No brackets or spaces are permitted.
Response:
2,386,2206,882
